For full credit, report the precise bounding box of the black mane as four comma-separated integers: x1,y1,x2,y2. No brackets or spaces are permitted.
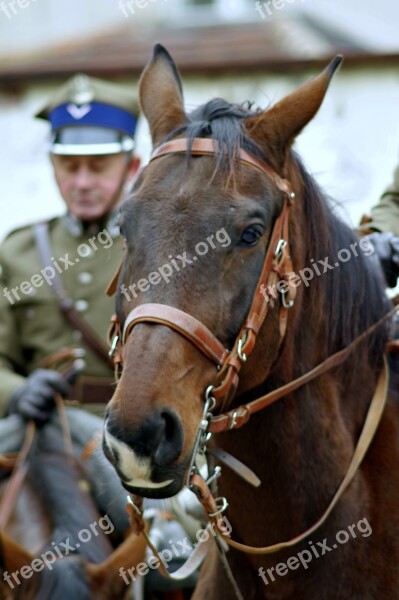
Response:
295,158,390,360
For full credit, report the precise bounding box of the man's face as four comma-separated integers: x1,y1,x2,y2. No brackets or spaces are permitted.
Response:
51,153,139,221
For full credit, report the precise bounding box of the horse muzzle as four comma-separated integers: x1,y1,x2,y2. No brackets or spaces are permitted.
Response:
102,408,188,498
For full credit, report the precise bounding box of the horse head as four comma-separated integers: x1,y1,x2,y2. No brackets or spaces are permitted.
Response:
102,44,351,500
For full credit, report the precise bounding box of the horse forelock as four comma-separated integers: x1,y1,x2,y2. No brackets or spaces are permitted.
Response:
160,97,266,183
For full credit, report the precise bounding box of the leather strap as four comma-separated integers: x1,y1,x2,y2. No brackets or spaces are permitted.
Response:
210,305,398,433
34,222,112,368
208,447,261,488
150,138,294,198
123,303,229,366
201,357,390,554
106,259,122,297
71,376,115,404
0,421,37,530
211,196,294,407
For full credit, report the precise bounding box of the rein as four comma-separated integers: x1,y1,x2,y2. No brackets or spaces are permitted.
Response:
0,350,78,533
107,137,394,566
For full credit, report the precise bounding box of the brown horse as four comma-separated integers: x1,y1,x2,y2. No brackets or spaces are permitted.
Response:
103,44,399,599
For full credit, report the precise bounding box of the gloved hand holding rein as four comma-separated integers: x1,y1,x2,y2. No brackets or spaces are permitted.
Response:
8,369,74,425
366,231,399,288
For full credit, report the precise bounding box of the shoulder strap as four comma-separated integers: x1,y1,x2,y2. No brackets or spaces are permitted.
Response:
33,222,112,368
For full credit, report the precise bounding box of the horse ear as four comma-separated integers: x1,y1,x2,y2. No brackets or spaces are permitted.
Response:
245,56,343,171
139,44,187,146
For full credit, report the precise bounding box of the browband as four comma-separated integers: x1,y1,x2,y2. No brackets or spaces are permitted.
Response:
150,138,295,199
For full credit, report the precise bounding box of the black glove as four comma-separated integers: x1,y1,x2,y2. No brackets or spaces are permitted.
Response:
367,231,399,287
8,369,72,425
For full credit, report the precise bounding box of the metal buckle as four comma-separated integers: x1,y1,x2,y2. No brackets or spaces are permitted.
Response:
126,495,143,516
237,338,247,362
206,465,222,487
274,239,287,262
281,289,294,309
108,335,119,357
208,497,229,518
228,410,238,430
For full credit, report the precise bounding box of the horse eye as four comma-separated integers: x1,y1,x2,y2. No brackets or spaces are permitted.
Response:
239,226,263,247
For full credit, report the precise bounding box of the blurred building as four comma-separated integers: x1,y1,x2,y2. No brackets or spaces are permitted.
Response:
1,0,399,238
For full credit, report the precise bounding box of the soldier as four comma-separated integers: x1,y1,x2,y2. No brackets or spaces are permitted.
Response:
359,164,399,288
0,76,203,600
0,73,140,420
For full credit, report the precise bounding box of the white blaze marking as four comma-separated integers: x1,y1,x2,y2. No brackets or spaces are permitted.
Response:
104,430,174,489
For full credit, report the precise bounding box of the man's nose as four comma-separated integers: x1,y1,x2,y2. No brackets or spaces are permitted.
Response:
74,166,95,190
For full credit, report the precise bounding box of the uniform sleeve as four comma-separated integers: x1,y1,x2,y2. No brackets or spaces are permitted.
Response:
362,164,399,236
0,246,26,415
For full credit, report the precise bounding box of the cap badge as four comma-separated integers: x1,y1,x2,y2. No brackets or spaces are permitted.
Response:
66,103,92,120
71,74,94,105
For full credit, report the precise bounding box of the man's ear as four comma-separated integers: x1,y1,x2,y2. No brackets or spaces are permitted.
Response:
125,155,141,186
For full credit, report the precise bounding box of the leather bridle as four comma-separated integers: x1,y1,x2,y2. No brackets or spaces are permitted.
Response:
107,137,395,564
109,137,298,412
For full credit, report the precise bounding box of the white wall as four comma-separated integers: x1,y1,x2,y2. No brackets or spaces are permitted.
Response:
1,65,399,240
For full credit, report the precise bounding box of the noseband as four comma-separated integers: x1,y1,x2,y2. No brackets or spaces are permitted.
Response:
109,137,298,413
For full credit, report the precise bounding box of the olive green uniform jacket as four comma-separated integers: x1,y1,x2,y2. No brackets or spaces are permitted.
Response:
363,164,399,235
0,213,122,416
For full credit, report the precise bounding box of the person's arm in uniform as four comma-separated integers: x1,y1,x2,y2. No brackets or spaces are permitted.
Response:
0,240,27,414
361,164,399,236
0,232,70,421
359,164,399,287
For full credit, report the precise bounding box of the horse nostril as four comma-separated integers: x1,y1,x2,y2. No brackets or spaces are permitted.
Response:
154,409,183,467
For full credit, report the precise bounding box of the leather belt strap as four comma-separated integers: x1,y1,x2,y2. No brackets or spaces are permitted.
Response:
72,376,115,404
123,303,229,366
210,305,398,433
0,421,37,530
34,222,113,368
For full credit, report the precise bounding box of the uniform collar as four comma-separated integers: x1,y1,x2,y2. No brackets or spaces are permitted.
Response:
61,210,120,239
